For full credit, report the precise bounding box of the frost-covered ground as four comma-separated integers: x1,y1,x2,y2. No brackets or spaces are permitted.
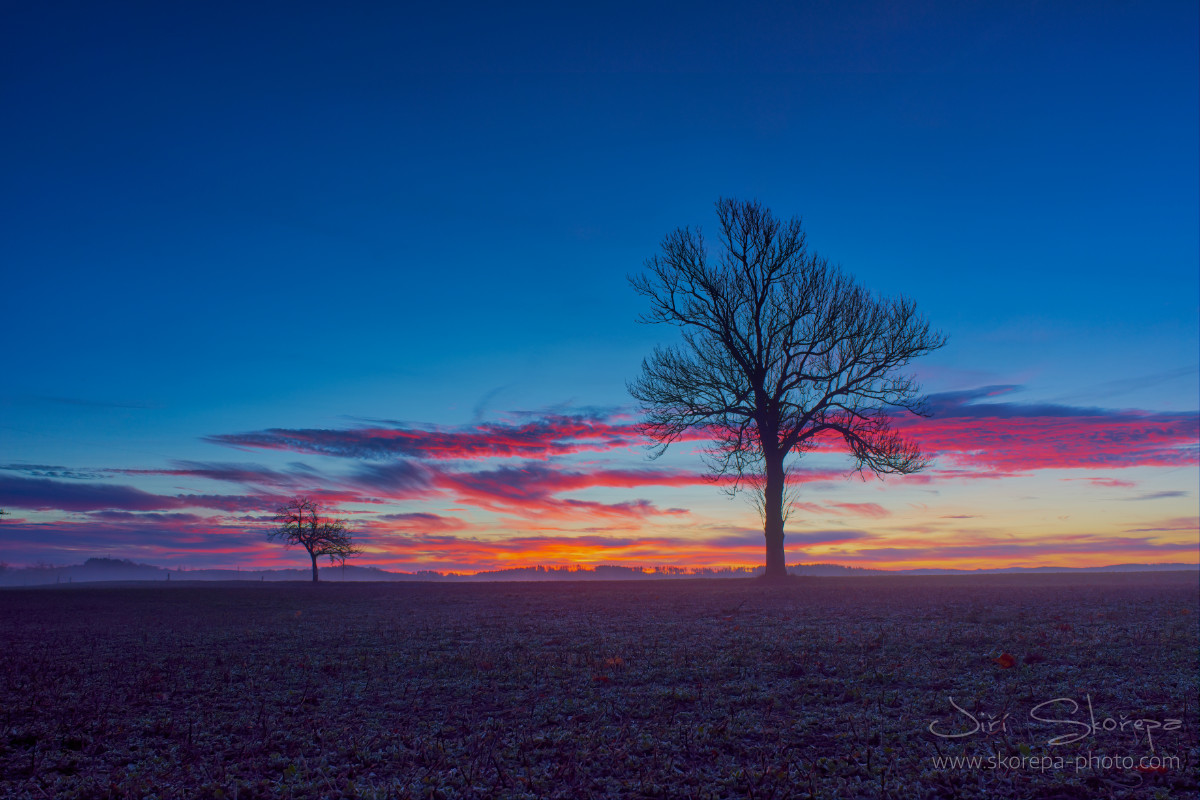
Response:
1,572,1195,799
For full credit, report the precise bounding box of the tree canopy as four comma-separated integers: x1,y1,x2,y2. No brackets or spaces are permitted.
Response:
268,497,361,582
630,198,946,578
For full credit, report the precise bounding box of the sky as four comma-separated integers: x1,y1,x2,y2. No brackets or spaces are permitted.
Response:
1,1,1197,573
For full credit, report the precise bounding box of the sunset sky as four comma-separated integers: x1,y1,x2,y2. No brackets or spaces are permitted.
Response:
2,2,1197,573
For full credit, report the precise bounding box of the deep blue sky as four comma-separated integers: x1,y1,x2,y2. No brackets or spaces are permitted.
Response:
1,2,1197,570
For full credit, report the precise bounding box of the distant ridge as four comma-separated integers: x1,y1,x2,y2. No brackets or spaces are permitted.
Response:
0,557,1196,586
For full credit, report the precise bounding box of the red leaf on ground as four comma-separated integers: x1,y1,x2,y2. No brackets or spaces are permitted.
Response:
993,652,1017,669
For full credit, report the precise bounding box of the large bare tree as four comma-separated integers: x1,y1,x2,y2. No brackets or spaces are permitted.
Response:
268,497,361,582
629,199,946,579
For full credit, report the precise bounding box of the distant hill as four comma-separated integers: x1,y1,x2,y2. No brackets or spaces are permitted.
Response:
0,557,1195,586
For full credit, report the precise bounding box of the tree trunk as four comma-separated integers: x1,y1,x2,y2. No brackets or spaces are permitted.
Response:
310,552,319,583
762,452,787,579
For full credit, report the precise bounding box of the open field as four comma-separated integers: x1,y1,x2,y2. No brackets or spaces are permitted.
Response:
1,573,1196,799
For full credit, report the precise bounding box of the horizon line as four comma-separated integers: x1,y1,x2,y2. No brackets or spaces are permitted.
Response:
4,556,1197,578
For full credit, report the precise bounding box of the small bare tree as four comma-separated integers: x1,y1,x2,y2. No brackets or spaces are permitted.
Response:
630,198,946,579
268,497,361,582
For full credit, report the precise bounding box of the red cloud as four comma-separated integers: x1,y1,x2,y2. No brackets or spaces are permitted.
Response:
892,387,1198,477
205,393,1197,485
430,464,701,520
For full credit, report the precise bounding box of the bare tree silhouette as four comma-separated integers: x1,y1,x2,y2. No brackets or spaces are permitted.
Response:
630,198,946,579
268,497,361,582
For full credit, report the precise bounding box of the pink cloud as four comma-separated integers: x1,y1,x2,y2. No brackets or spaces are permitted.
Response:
790,501,892,519
430,464,700,520
205,393,1197,489
826,502,891,518
1069,477,1139,488
892,386,1198,476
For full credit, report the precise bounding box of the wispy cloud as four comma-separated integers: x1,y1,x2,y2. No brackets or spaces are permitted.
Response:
895,386,1198,476
206,411,643,461
826,502,891,518
430,463,699,519
1121,491,1188,501
116,461,304,487
1052,365,1199,404
1123,517,1200,534
0,519,280,567
0,474,332,515
209,393,1197,482
1069,477,1138,488
0,474,187,512
0,464,108,480
88,511,205,523
374,512,469,533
